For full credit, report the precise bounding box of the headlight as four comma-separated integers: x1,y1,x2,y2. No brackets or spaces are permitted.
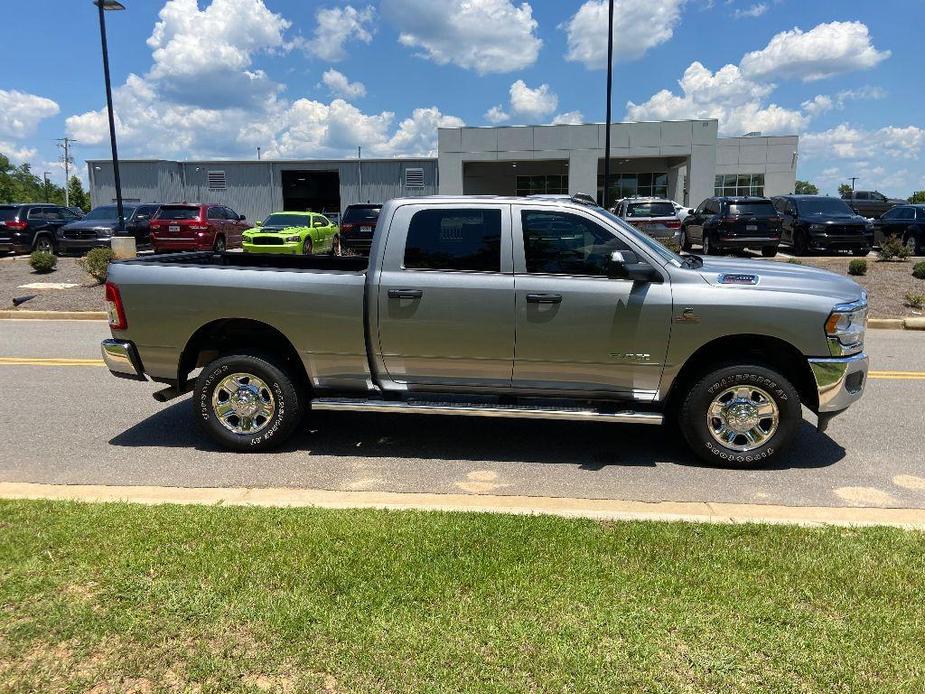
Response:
825,296,867,356
100,228,113,237
285,235,301,242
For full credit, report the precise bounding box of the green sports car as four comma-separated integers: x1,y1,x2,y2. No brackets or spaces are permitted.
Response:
242,211,340,255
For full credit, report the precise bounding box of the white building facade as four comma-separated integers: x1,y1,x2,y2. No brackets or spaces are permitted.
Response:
437,119,798,207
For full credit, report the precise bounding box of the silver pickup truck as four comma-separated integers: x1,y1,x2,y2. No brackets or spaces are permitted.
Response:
102,195,869,466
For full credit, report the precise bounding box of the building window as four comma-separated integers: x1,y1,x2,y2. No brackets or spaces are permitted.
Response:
715,173,764,197
404,167,425,188
207,170,226,191
516,174,568,197
597,172,668,202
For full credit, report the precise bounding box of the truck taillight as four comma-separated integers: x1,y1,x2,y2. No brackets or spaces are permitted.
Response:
105,281,127,329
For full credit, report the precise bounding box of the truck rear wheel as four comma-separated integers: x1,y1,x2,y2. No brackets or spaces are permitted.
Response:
679,364,801,467
194,352,303,452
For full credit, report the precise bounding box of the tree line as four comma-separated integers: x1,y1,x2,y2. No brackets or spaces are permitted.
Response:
795,178,924,202
0,152,91,211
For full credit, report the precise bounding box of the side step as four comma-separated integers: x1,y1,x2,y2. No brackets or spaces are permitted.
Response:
312,398,663,425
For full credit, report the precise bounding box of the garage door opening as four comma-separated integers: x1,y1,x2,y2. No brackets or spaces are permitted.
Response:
281,170,340,215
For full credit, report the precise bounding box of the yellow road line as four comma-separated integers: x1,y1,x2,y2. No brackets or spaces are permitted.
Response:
869,370,925,380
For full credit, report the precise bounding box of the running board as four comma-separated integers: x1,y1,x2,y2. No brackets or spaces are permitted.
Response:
312,398,663,425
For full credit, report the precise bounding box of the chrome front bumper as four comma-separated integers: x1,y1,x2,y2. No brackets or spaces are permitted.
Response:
808,352,868,414
101,339,146,381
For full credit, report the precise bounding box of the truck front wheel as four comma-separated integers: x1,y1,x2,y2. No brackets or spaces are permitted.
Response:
679,364,801,467
194,352,303,452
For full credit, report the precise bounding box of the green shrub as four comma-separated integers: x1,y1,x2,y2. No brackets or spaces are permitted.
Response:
660,237,682,254
913,261,925,280
879,234,910,261
904,292,925,310
848,259,867,276
79,247,115,284
28,251,57,274
787,258,802,265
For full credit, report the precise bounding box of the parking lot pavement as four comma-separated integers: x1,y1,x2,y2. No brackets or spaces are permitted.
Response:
1,319,924,510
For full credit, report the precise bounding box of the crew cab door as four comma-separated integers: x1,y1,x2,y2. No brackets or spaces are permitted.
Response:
375,203,514,389
511,206,672,398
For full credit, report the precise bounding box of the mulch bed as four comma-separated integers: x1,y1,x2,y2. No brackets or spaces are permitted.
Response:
0,255,106,312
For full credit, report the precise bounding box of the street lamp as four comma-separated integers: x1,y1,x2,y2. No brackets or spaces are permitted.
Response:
94,0,126,232
601,0,615,210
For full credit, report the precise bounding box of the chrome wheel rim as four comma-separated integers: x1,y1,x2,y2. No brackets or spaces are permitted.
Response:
211,372,275,435
706,385,779,452
703,235,710,254
906,237,917,253
303,239,313,255
36,238,52,253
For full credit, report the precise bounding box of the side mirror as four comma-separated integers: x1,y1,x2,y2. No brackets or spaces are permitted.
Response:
238,215,246,221
254,220,262,227
608,250,660,282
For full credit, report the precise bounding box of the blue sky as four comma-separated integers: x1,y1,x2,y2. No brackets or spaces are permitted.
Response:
2,0,923,197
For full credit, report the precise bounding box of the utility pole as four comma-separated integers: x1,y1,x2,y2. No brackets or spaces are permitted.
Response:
43,172,51,202
56,137,77,207
850,177,859,192
602,0,615,209
357,145,363,202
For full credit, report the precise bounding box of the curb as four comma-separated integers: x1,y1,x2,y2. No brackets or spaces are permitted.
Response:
0,310,107,321
868,318,925,330
2,482,924,530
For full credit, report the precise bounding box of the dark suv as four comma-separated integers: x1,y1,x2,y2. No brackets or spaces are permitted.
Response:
772,195,872,256
0,203,82,255
58,203,160,254
339,203,382,255
680,196,782,257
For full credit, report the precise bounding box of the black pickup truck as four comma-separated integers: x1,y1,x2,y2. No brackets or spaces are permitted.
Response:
840,190,905,219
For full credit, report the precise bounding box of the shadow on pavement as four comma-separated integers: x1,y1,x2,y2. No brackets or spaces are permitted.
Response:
109,398,846,471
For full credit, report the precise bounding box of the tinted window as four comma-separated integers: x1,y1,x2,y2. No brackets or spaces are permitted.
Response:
896,207,916,221
158,206,201,220
133,205,159,221
207,207,223,220
43,208,64,222
342,205,381,224
404,208,501,272
0,206,20,221
314,215,331,227
223,207,239,220
918,208,925,222
263,213,310,227
61,208,80,220
521,210,628,276
855,192,870,200
728,201,777,217
625,202,676,218
796,198,855,216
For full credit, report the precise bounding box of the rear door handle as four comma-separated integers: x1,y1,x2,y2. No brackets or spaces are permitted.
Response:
388,288,423,299
526,293,562,304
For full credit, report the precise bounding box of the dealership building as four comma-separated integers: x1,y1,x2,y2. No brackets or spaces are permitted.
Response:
88,118,798,221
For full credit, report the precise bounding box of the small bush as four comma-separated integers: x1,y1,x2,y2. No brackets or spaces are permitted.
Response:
878,234,910,261
660,237,682,254
29,251,57,274
79,247,115,284
904,292,925,310
913,261,925,280
848,259,867,276
787,258,802,265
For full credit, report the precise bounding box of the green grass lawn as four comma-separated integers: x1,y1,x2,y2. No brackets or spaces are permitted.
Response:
1,500,924,693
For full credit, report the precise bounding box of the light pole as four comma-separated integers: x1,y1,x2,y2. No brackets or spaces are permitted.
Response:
602,0,615,210
94,0,126,232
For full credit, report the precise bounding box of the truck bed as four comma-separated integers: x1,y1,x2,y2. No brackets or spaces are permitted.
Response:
117,250,369,273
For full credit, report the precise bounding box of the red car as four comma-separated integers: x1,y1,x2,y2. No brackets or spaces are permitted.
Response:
149,203,250,253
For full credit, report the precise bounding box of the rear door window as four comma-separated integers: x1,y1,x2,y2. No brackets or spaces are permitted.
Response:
404,208,502,272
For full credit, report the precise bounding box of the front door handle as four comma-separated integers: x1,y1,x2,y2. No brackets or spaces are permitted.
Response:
526,293,562,304
388,288,423,299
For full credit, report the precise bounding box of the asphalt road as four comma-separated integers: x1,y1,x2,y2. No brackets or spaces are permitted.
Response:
1,320,924,509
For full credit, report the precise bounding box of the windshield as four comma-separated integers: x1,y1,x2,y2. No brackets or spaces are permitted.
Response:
797,198,855,216
626,202,676,218
84,205,136,221
728,201,777,217
342,206,381,223
157,206,200,220
597,208,683,267
262,213,310,228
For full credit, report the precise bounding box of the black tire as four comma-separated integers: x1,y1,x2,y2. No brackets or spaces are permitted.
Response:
702,233,715,255
194,352,303,452
679,229,692,253
852,246,871,257
679,363,801,467
302,237,314,256
761,246,778,258
330,235,341,256
792,230,809,256
33,235,56,255
213,236,226,253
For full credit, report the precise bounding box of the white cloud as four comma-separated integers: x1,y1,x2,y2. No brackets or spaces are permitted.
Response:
551,111,585,125
563,0,684,69
484,105,511,124
732,3,768,19
0,89,60,139
801,86,886,117
382,0,541,74
321,69,367,99
802,124,925,161
626,62,806,136
509,80,558,119
0,140,38,163
306,5,375,62
740,21,890,82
